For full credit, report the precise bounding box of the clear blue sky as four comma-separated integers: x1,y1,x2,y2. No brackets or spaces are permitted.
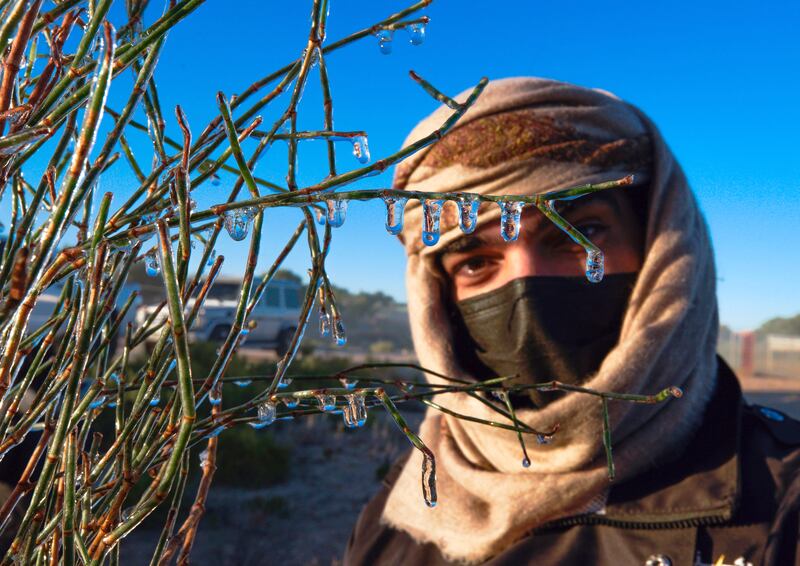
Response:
27,0,800,331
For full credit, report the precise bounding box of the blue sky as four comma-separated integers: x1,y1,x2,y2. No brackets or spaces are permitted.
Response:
19,0,800,331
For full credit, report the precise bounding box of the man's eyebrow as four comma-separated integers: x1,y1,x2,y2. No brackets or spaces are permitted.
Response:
556,190,622,216
438,233,493,256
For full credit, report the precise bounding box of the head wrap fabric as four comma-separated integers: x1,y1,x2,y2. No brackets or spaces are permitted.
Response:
380,77,719,564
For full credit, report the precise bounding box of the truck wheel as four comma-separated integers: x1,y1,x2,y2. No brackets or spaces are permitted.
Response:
209,324,231,342
276,328,296,357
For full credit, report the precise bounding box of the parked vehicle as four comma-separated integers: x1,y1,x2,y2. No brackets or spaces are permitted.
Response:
134,277,304,355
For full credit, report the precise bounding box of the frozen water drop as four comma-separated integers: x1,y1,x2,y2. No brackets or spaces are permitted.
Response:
319,309,331,337
278,375,293,389
536,434,552,445
144,250,160,277
315,393,337,412
499,201,524,242
407,22,426,45
211,173,221,186
351,135,370,164
233,379,252,387
206,248,217,266
208,383,222,406
198,449,209,467
422,453,437,508
456,195,480,234
223,207,257,241
342,394,367,428
522,457,531,468
325,200,347,228
281,396,299,409
585,249,604,283
249,401,277,429
421,199,444,246
382,196,408,235
376,29,393,54
339,377,357,390
149,388,160,406
89,395,106,409
332,315,346,346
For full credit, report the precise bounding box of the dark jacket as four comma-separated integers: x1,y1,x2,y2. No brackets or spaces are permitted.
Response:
344,361,800,566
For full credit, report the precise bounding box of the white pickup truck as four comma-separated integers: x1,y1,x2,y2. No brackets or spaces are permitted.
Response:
135,277,303,354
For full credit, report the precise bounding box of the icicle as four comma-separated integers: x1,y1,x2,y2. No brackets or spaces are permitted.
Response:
342,394,367,428
325,199,347,228
223,206,257,241
206,247,217,266
422,452,437,508
319,309,331,337
407,22,426,45
375,29,393,54
351,135,370,164
585,249,604,283
315,393,337,412
144,250,160,277
339,377,357,390
499,201,525,242
208,383,222,406
233,379,252,387
281,396,299,409
456,195,479,234
332,315,347,346
382,195,408,235
249,401,277,429
421,199,444,246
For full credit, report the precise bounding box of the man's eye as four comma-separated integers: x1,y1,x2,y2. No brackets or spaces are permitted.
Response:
455,257,490,277
577,222,605,239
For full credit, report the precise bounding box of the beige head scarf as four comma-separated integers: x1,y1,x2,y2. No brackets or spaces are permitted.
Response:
380,77,719,563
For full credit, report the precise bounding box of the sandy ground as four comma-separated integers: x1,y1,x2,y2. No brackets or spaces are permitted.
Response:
119,372,800,565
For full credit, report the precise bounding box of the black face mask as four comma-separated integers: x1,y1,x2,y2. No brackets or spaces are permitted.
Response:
452,274,637,408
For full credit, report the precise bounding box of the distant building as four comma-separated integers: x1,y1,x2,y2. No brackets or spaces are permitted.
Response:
718,326,800,378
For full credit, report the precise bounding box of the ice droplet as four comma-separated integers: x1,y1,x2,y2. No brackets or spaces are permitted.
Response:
144,250,160,277
316,393,337,412
198,449,209,467
342,394,368,428
249,401,277,429
208,383,222,406
422,452,437,508
499,201,525,242
382,196,408,235
211,173,221,186
319,309,331,337
351,135,370,164
522,457,531,468
332,315,347,346
407,22,426,45
281,396,299,409
456,195,479,234
339,377,357,390
585,249,604,283
233,379,252,387
278,376,293,389
149,387,160,406
536,434,552,445
376,29,393,54
325,200,347,228
421,199,444,246
206,248,217,266
89,395,106,409
315,206,327,225
223,207,257,241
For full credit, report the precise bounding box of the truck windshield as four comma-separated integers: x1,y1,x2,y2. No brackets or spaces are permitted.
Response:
206,283,242,301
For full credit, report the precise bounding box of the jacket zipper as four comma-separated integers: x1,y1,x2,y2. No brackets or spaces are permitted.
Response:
536,510,734,532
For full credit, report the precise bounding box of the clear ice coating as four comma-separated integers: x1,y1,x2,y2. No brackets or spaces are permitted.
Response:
499,201,525,242
351,135,370,164
315,207,327,226
376,29,393,54
199,449,209,467
325,199,347,228
281,396,299,409
249,401,277,429
144,250,160,277
211,172,222,186
382,196,408,235
585,249,605,283
342,394,368,428
332,315,347,346
89,395,106,409
319,309,331,337
339,377,357,390
407,22,426,45
536,434,552,445
421,199,444,246
422,453,437,508
223,206,257,241
456,196,480,234
233,379,252,387
277,375,293,389
149,387,160,406
208,383,222,406
316,393,337,412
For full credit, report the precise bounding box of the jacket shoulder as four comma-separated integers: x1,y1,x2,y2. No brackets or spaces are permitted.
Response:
742,403,800,447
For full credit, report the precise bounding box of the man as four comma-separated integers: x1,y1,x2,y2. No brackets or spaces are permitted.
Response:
344,78,800,565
